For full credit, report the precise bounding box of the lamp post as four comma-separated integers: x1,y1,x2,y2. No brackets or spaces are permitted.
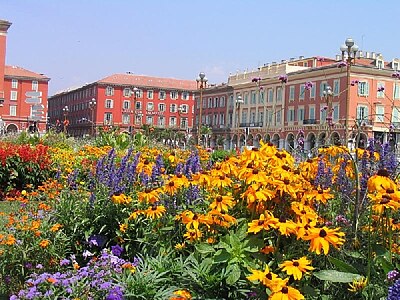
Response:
89,98,96,137
62,105,69,134
196,72,208,145
340,37,359,147
322,86,333,145
236,95,244,149
131,87,142,129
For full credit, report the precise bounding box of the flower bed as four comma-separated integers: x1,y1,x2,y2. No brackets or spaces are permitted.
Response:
0,137,399,299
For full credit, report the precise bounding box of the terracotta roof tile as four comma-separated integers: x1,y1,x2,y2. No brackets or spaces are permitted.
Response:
97,73,197,90
4,65,50,80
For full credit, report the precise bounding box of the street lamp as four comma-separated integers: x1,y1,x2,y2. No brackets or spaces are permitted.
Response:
89,98,96,136
131,87,142,129
322,86,333,145
196,72,208,145
62,105,69,134
235,95,244,149
340,37,359,146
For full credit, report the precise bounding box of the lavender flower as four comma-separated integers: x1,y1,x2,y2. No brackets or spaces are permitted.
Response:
278,74,288,84
111,244,123,257
388,279,400,300
106,286,124,300
388,270,400,282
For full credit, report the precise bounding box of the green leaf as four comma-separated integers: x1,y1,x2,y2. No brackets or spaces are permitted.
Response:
229,234,242,250
343,250,364,259
313,270,362,283
328,256,359,274
226,264,241,285
302,285,318,297
372,244,389,257
214,249,230,263
195,243,216,255
376,256,395,274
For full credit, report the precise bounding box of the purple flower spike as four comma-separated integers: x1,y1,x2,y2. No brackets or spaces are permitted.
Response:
278,75,288,84
111,244,124,257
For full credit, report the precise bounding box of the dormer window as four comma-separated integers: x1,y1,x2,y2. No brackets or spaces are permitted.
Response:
376,59,384,69
393,61,399,71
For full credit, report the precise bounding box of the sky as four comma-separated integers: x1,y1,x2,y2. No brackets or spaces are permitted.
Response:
1,0,399,96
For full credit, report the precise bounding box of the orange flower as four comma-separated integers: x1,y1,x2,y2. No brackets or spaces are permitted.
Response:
39,239,50,248
119,223,128,233
143,205,166,219
303,226,345,255
50,223,62,232
279,256,314,280
209,194,235,212
47,277,57,284
170,289,192,300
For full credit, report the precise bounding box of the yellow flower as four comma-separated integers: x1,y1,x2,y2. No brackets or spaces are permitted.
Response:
143,205,166,219
119,223,128,233
175,242,186,250
348,277,368,293
21,190,27,196
279,256,314,280
209,194,235,212
303,226,345,255
111,193,132,205
183,229,202,242
170,289,192,300
269,283,305,300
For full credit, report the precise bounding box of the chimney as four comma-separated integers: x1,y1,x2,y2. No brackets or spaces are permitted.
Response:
365,52,370,59
281,59,287,63
357,51,364,58
371,52,376,59
299,56,305,60
290,57,296,61
335,55,341,61
0,19,12,105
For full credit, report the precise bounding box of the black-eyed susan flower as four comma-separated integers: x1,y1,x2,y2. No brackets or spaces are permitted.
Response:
246,265,279,288
348,276,368,293
138,188,160,204
170,289,192,300
303,226,345,255
279,256,314,280
269,282,305,300
143,205,166,219
183,228,202,242
247,211,278,234
209,194,235,212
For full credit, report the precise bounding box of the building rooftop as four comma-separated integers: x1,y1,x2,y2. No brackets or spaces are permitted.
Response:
97,73,197,90
5,65,50,81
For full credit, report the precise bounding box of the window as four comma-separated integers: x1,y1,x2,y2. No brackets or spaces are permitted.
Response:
259,91,264,104
356,105,369,121
105,99,114,109
377,82,385,98
135,101,142,110
170,91,178,99
123,100,130,109
214,97,219,107
320,105,327,122
106,86,114,96
159,103,166,112
276,110,282,124
297,107,304,122
358,81,369,96
268,89,274,103
104,112,113,124
135,115,142,125
10,91,17,101
180,104,189,113
251,91,257,104
309,106,315,119
250,111,256,123
395,84,400,100
299,85,305,100
333,103,339,121
122,114,130,124
267,110,274,126
376,106,384,122
241,111,247,124
182,91,189,100
220,96,225,107
11,79,18,89
310,84,316,98
146,116,153,125
287,108,295,122
147,90,153,99
258,111,264,124
147,102,154,111
123,88,131,97
377,60,384,69
392,107,400,124
170,104,177,113
32,80,38,91
276,87,282,102
333,79,340,95
180,117,188,129
289,86,295,101
393,62,399,71
10,105,17,116
169,116,176,127
158,116,165,126
244,92,249,105
159,90,166,100
320,82,328,97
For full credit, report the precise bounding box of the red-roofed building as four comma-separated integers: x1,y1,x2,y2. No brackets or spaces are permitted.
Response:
48,73,197,137
0,19,50,134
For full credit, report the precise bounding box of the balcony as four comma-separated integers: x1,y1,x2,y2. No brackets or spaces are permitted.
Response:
356,119,372,127
239,122,263,128
303,119,317,125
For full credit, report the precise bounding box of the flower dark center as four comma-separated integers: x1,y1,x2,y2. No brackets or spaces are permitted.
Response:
144,159,149,165
318,190,324,194
252,169,259,175
283,179,290,185
216,196,223,202
145,188,152,193
387,189,395,194
293,261,300,267
169,181,175,187
266,273,273,280
258,220,264,226
319,229,327,237
380,198,390,205
377,169,390,177
177,173,183,178
219,175,225,180
281,287,288,294
193,215,198,220
282,165,290,171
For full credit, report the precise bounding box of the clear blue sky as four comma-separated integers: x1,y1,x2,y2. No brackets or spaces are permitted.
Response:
1,0,399,96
